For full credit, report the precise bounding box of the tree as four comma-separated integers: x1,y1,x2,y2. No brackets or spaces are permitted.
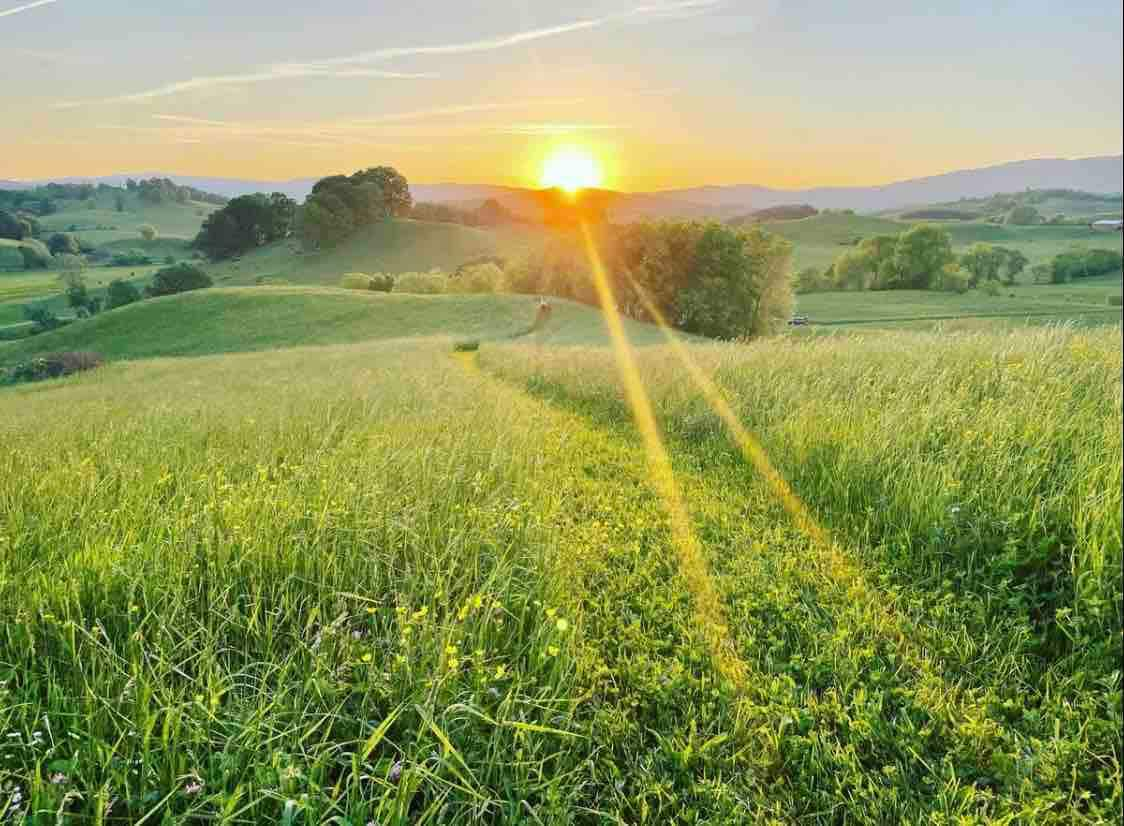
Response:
138,223,158,241
350,166,412,216
61,272,100,317
114,193,126,212
0,208,24,240
675,224,793,339
833,248,873,290
48,232,80,255
794,266,828,293
1005,205,1041,226
22,302,62,333
145,263,213,297
300,167,411,248
892,225,953,290
105,278,142,310
194,193,295,259
998,247,1028,285
936,263,970,293
959,243,1006,287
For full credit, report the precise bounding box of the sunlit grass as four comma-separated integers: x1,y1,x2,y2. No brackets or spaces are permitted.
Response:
1,316,1120,822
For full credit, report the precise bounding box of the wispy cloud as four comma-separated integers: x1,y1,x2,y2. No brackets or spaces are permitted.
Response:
53,66,436,109
0,0,57,19
488,122,629,135
52,1,722,107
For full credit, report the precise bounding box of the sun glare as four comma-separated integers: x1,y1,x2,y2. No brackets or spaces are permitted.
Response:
540,147,603,193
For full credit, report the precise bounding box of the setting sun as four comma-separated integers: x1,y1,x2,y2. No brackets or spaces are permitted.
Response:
540,147,603,193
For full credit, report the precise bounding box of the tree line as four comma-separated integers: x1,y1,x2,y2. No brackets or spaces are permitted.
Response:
192,167,412,259
797,225,1122,294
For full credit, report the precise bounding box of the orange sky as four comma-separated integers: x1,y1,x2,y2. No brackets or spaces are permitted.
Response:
2,1,1121,190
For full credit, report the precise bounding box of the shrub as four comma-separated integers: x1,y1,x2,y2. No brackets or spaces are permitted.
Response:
447,262,503,294
145,263,213,297
1109,296,1123,307
340,272,395,292
48,232,80,255
937,265,970,294
106,278,143,310
983,280,1001,297
394,270,447,294
22,302,63,333
1004,205,1042,225
2,351,104,386
453,339,480,352
138,224,158,240
111,249,152,266
1050,248,1123,282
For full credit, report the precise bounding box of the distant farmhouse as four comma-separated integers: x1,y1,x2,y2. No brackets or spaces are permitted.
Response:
1090,219,1123,231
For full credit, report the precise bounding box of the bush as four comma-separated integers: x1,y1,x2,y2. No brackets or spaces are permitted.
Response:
340,272,395,292
22,303,63,333
111,249,152,266
1050,248,1123,282
2,351,104,386
447,262,503,294
1004,205,1042,225
937,265,970,294
106,278,143,310
1109,296,1122,307
983,280,1001,297
48,232,80,255
145,263,213,297
138,224,158,241
393,271,447,294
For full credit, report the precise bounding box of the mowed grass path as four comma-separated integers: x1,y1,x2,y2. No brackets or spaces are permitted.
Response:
0,298,1119,822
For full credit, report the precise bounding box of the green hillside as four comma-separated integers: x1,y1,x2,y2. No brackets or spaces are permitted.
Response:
0,287,674,364
763,212,1124,272
761,213,907,269
795,274,1123,328
205,220,543,287
36,188,220,243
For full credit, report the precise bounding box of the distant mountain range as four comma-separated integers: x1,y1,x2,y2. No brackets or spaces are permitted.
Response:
3,155,1120,219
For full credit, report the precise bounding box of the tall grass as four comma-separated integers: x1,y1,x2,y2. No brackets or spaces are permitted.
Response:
1,325,1120,823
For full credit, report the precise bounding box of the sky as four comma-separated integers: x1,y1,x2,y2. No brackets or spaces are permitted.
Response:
2,0,1121,190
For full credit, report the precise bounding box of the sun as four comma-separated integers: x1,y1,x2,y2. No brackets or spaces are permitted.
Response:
540,147,603,193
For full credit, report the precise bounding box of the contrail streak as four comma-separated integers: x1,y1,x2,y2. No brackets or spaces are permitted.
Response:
0,0,57,19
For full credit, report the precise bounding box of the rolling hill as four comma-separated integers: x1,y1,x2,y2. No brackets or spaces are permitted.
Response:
0,287,673,365
17,154,1121,220
204,219,541,287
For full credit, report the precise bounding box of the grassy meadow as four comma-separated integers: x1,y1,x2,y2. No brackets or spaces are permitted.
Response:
1,286,1121,822
205,221,542,287
763,213,1124,272
795,273,1123,328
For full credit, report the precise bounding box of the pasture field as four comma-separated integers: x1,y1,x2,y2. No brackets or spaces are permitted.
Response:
763,213,1124,272
0,266,162,329
36,191,220,244
0,290,1120,823
0,289,674,365
205,221,543,287
795,274,1123,328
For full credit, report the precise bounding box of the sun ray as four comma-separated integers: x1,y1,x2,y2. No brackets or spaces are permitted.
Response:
578,222,749,689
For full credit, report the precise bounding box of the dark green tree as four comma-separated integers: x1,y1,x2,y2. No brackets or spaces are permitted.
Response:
145,263,213,297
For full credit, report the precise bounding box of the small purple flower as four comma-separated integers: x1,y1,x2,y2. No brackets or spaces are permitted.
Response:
388,761,403,784
184,781,203,796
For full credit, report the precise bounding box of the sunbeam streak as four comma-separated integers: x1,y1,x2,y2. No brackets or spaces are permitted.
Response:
579,223,750,690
